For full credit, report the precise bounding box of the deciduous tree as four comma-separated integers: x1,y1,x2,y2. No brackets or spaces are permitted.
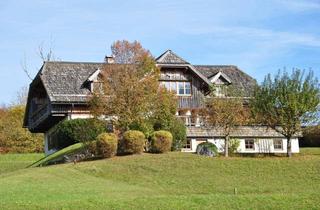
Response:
202,86,249,157
251,69,319,157
90,40,177,136
0,105,43,153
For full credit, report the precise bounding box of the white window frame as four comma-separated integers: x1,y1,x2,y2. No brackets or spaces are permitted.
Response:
245,139,255,150
160,81,191,96
184,139,191,149
273,139,283,150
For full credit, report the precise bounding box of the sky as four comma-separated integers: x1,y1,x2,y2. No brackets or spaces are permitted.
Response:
0,0,320,104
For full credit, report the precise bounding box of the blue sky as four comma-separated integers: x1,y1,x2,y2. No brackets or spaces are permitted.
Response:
0,0,320,104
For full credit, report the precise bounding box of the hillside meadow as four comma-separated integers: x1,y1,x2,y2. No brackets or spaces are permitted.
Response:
0,148,319,209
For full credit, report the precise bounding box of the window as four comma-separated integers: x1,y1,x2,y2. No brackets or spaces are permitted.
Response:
184,139,191,149
245,139,255,150
214,85,225,97
185,82,191,95
273,139,283,150
160,81,191,96
178,82,185,95
170,82,177,92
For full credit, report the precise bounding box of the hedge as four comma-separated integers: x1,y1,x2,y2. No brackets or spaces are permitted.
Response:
55,118,106,146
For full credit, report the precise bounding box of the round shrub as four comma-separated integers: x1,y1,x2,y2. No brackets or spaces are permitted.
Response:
122,130,146,154
56,118,106,146
151,130,173,153
196,142,218,157
96,133,118,158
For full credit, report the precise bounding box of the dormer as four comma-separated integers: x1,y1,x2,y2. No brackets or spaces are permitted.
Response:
209,71,232,97
85,68,104,93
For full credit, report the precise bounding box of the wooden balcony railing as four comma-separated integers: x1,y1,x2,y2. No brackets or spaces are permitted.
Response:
176,115,205,127
30,103,50,127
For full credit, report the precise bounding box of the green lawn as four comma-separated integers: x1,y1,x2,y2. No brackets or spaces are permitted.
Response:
0,153,44,175
0,148,319,209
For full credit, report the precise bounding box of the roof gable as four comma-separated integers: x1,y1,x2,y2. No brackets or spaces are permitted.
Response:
209,71,232,84
155,50,189,64
87,68,101,82
40,61,103,103
194,65,257,96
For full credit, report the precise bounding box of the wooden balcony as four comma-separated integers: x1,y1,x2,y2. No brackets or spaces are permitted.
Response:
176,115,204,127
29,103,50,129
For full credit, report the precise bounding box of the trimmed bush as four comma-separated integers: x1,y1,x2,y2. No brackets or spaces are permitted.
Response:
96,133,118,158
154,117,187,151
55,118,106,147
122,130,146,154
196,142,218,157
151,130,173,153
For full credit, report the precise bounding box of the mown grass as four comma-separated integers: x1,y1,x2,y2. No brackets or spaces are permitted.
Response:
0,148,319,209
0,153,44,175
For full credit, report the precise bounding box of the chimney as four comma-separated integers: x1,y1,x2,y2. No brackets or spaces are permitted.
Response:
105,55,115,64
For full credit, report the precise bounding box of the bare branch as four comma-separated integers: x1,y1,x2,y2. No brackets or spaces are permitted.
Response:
20,53,33,81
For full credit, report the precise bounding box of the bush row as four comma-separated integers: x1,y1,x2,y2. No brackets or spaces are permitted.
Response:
55,119,175,159
95,130,173,158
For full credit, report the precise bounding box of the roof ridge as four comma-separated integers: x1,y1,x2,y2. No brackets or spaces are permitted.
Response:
44,61,104,65
155,49,189,64
194,64,237,68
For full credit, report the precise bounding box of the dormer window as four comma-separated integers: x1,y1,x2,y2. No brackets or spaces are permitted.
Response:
86,68,104,94
209,71,232,97
214,85,225,97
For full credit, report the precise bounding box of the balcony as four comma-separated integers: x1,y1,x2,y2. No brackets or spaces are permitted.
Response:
29,103,50,129
176,115,204,127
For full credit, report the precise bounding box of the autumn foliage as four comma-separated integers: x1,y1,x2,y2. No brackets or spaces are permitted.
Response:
0,105,43,153
89,40,179,140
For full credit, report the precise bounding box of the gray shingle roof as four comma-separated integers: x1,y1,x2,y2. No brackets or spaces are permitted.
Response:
194,65,257,96
40,61,103,103
155,50,189,64
187,126,288,137
35,52,257,103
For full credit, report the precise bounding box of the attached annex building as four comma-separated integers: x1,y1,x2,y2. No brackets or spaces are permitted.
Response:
23,50,300,155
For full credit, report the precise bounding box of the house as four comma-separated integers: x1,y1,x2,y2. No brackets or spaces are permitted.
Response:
23,50,300,155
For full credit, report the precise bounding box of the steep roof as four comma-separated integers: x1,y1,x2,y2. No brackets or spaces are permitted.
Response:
194,65,257,96
39,61,103,103
32,52,257,103
155,50,189,64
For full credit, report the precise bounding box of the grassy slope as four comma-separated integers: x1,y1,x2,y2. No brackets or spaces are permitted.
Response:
0,148,319,210
0,153,44,175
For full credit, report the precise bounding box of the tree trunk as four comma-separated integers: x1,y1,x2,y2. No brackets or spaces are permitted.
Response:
225,135,229,157
287,137,292,158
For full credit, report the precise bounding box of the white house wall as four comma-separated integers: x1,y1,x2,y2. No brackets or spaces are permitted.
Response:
186,138,299,154
68,113,93,120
